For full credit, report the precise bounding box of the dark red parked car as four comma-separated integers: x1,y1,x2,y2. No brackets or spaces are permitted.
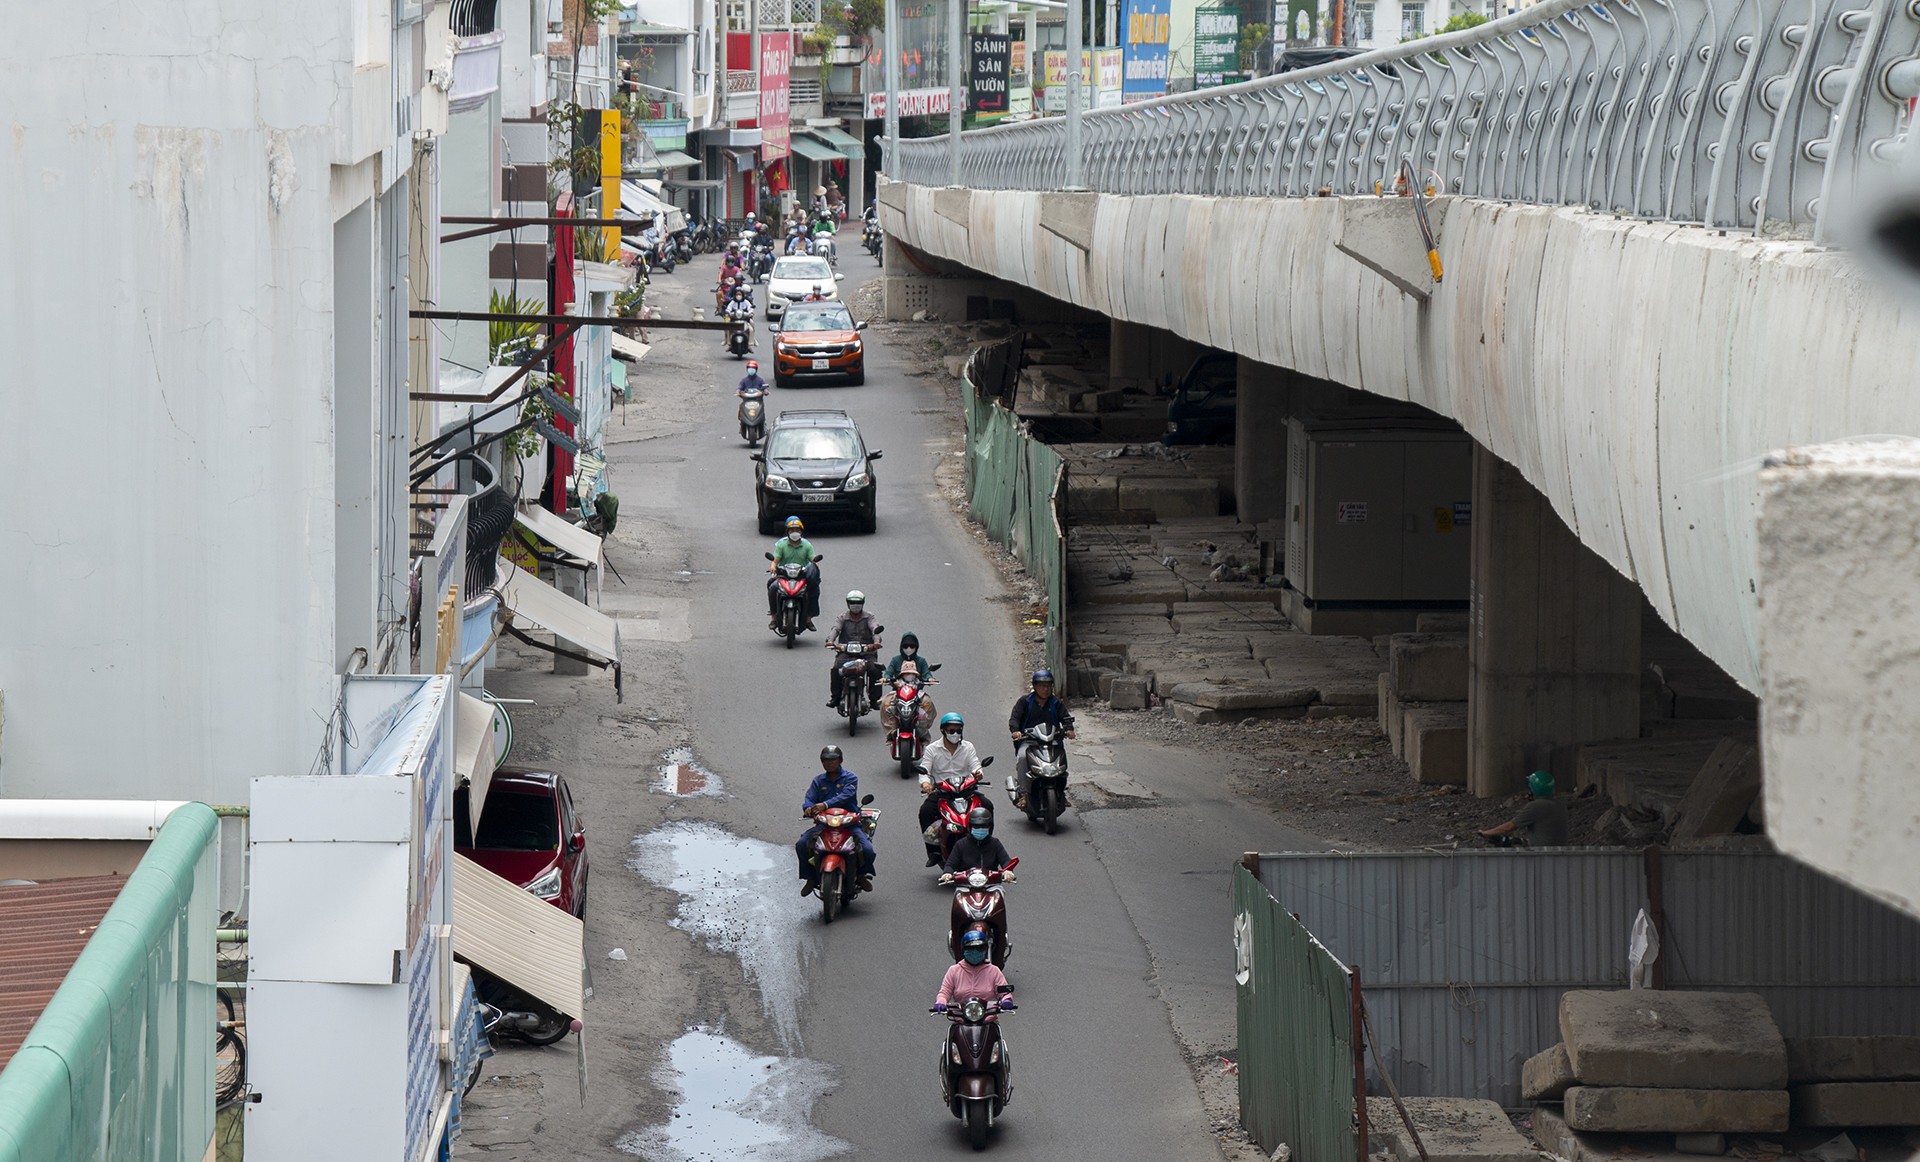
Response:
455,768,589,919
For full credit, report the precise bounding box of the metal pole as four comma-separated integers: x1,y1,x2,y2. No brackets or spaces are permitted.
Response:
1066,0,1083,187
949,0,965,185
751,0,762,213
885,0,900,171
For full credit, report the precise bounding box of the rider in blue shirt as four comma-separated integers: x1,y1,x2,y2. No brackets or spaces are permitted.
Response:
795,746,875,894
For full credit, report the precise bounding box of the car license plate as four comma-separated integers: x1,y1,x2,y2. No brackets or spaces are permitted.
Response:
801,492,833,503
811,358,830,370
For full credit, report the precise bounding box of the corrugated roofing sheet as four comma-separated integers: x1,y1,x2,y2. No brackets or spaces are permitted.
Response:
0,875,125,1069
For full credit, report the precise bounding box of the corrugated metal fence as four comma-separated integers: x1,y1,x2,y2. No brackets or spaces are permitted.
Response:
1234,864,1364,1162
964,339,1067,671
1244,849,1920,1111
0,803,219,1162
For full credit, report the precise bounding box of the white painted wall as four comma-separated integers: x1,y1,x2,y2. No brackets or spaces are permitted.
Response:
0,1,432,805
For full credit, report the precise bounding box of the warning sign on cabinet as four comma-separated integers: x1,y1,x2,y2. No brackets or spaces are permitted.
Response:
1336,501,1369,524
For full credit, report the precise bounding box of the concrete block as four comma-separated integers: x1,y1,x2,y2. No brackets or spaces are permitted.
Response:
1170,701,1221,725
1559,991,1787,1090
1096,670,1121,700
1116,476,1221,520
1066,473,1120,513
1305,704,1363,720
1403,703,1468,786
1148,665,1271,691
1365,1097,1535,1162
1378,672,1396,737
1791,1082,1920,1126
1523,1042,1577,1102
1081,584,1187,608
1164,682,1318,711
1416,612,1470,633
1108,675,1149,710
1788,1036,1920,1082
1319,684,1379,706
1562,1087,1791,1133
1673,1133,1727,1154
1390,633,1469,701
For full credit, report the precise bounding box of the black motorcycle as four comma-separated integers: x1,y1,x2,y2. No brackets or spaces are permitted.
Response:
766,552,822,646
471,966,577,1047
863,220,882,261
1016,721,1071,835
935,996,1017,1150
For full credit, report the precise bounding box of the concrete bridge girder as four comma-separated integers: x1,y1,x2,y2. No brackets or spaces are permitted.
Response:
875,179,1920,696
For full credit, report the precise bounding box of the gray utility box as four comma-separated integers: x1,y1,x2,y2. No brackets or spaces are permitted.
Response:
1284,419,1472,603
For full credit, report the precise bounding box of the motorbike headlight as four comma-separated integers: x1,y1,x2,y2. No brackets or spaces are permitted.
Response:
764,474,794,492
527,864,563,900
842,472,870,491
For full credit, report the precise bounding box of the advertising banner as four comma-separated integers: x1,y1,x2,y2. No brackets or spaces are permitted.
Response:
969,32,1011,117
1009,40,1032,117
1193,6,1240,87
865,87,954,119
759,33,792,160
1095,47,1125,107
1042,49,1084,112
1122,0,1171,101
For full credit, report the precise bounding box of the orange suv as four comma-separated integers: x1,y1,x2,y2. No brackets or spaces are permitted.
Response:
770,300,866,387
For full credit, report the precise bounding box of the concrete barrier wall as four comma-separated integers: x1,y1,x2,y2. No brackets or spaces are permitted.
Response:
880,183,1920,691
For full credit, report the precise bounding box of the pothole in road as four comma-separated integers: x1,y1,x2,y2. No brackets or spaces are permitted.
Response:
629,822,817,1050
614,1027,849,1161
656,747,722,796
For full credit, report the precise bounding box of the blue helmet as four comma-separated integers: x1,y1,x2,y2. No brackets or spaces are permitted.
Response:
961,929,990,950
939,712,964,729
785,516,804,531
1031,669,1054,686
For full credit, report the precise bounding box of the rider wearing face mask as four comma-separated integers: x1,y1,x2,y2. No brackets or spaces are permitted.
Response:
942,806,1014,876
919,712,990,865
934,930,1013,1012
766,516,820,631
881,631,938,738
884,631,933,685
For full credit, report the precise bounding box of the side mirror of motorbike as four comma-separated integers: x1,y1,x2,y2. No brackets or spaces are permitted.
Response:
812,554,825,563
1003,856,1020,871
980,755,995,767
764,551,776,560
860,793,876,805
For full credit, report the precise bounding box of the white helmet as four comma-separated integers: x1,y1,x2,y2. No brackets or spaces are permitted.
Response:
846,590,866,606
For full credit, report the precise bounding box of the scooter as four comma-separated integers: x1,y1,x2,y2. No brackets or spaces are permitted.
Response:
930,763,996,867
941,857,1017,967
832,641,884,736
727,317,754,358
748,240,774,283
810,793,879,924
738,385,766,444
934,996,1016,1150
470,966,581,1047
889,664,942,777
765,551,822,648
1016,722,1071,836
863,220,882,260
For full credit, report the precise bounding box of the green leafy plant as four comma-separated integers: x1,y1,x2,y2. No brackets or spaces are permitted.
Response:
489,290,548,365
547,101,604,196
504,373,562,461
799,27,836,57
826,0,885,46
614,283,647,317
575,226,615,263
1239,22,1269,70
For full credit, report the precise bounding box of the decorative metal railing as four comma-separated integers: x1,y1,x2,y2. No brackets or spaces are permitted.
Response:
889,0,1920,239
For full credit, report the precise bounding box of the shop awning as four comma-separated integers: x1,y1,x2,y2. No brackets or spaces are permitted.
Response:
610,333,651,363
663,177,727,190
724,145,758,171
514,505,602,569
804,126,865,157
495,560,622,672
454,693,499,825
452,853,586,1020
788,135,842,164
620,181,686,233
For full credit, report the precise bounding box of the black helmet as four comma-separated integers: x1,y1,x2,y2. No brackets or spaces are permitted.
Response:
820,745,843,764
968,806,992,831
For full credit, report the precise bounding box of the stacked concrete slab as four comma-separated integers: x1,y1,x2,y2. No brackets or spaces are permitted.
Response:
1056,445,1237,525
1376,617,1470,786
1787,1037,1920,1128
1524,991,1792,1137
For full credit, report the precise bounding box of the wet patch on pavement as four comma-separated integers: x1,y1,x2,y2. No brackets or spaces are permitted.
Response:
628,822,817,1049
655,746,722,796
614,1027,849,1161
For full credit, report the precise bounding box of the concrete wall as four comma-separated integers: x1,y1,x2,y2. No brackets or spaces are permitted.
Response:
877,182,1920,692
0,2,427,804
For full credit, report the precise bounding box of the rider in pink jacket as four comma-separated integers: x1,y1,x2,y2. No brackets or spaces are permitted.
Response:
935,930,1014,1012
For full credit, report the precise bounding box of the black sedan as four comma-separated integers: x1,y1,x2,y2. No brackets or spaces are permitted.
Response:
753,409,882,535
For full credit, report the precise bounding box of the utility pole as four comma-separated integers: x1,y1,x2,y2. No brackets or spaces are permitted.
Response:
885,0,901,172
949,0,965,186
751,0,763,214
1066,0,1084,187
1104,0,1116,49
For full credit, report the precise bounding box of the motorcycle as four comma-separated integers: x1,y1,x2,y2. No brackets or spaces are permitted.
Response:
748,240,774,283
671,229,695,264
812,230,838,267
929,761,996,866
810,793,879,924
831,639,884,736
1016,722,1071,835
727,315,754,358
941,857,1018,967
471,966,580,1047
863,220,882,260
764,551,821,647
934,996,1016,1150
738,385,766,444
888,663,941,777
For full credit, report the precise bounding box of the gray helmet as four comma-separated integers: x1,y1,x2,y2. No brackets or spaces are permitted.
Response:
820,745,843,764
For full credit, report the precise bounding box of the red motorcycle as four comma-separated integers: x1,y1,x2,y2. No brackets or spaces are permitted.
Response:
765,551,822,649
941,857,1017,967
809,794,879,924
931,765,996,866
888,664,941,777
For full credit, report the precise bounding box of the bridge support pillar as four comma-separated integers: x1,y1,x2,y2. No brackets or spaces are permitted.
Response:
1468,446,1640,798
1108,319,1198,391
1234,357,1290,525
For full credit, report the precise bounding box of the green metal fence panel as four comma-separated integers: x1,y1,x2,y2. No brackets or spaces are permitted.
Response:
0,803,219,1162
1235,864,1361,1162
963,342,1067,671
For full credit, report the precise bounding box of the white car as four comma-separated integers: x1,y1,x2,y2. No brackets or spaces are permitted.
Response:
765,256,844,322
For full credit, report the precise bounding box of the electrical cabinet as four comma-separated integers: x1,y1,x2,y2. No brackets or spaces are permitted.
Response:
1284,419,1472,604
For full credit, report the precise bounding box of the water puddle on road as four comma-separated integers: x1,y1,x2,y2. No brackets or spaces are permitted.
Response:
615,1027,849,1161
656,747,722,796
629,822,816,1049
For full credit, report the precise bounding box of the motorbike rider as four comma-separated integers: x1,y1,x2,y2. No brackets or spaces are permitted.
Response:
881,630,937,731
795,746,873,895
825,590,882,710
766,516,820,631
1007,669,1076,812
880,657,937,737
934,930,1014,1012
942,806,1015,877
738,360,768,397
885,630,934,684
724,283,756,347
804,284,828,301
786,228,811,256
919,712,989,866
